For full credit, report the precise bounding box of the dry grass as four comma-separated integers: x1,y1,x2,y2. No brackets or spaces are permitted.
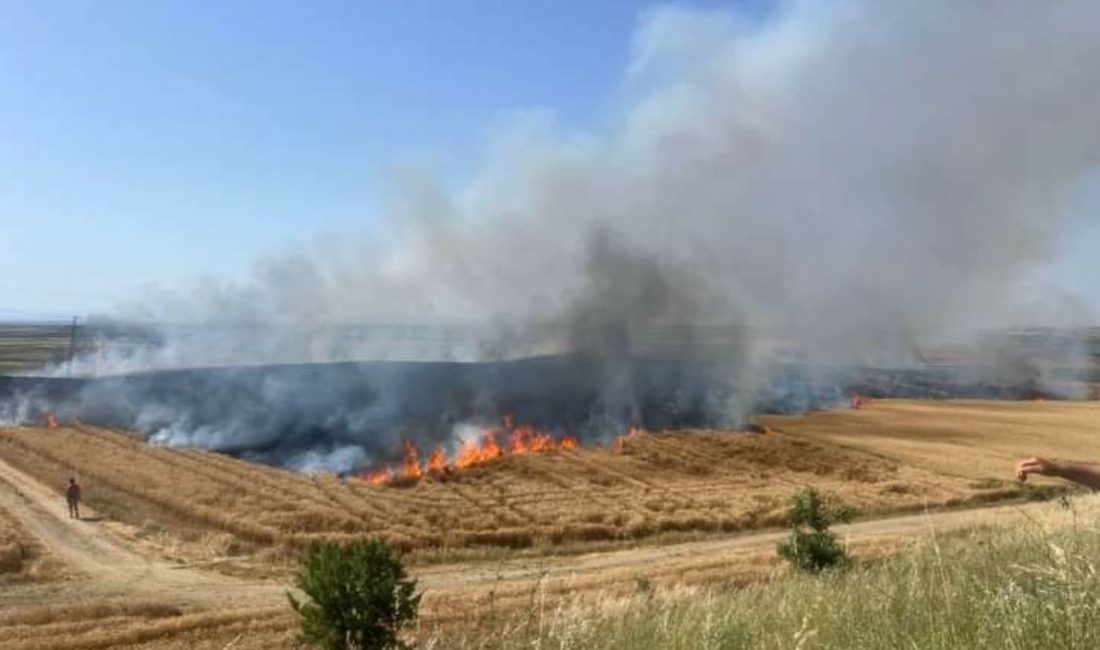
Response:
0,603,295,650
0,411,1031,566
0,502,54,582
416,495,1100,650
0,399,1092,648
759,399,1100,481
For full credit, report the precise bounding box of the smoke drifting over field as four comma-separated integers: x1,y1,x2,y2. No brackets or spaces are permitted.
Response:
115,1,1100,357
11,2,1100,471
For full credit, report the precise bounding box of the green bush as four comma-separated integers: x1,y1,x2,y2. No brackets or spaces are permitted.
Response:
418,499,1100,649
290,537,422,650
776,487,852,573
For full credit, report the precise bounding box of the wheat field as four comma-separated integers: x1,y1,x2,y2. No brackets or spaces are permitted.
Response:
760,399,1100,480
0,415,1026,566
0,504,51,581
0,604,295,650
1,399,1096,648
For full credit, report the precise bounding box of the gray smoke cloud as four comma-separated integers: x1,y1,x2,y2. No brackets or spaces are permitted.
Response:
110,1,1099,361
16,1,1100,471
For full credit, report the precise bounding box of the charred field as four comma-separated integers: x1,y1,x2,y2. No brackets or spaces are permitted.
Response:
0,326,1096,644
0,354,1093,646
0,410,1050,567
0,347,1075,475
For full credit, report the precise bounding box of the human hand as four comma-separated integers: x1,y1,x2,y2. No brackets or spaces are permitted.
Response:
1016,457,1059,482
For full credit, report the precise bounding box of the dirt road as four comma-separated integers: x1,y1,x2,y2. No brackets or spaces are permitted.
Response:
0,453,1061,616
414,496,1059,616
0,456,284,611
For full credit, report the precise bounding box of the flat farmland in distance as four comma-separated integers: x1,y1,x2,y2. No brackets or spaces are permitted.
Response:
759,399,1100,481
0,323,73,373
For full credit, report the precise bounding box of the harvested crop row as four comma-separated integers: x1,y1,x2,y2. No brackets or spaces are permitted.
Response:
0,416,1013,557
0,501,51,581
5,606,292,650
0,429,282,545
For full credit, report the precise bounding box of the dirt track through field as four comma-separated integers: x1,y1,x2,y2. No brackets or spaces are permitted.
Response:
0,456,285,610
0,450,1061,618
413,497,1052,602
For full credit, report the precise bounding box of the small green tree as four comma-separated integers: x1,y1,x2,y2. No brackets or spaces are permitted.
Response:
289,537,421,650
776,487,853,573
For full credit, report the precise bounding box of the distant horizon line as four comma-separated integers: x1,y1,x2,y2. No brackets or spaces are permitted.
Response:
1,318,1099,338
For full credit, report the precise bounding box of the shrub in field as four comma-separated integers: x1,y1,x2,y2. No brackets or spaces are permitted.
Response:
290,537,421,650
776,487,852,573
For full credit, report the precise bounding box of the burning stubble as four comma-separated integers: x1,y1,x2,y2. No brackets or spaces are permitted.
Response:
10,1,1100,471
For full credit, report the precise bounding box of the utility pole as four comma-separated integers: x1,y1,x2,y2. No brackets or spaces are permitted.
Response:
68,315,79,377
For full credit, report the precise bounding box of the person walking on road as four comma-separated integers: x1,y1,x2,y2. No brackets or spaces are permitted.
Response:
65,477,81,519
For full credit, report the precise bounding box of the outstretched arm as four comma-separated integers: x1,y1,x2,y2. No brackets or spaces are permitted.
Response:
1016,457,1100,491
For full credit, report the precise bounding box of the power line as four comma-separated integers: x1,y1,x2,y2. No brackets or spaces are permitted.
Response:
68,316,80,377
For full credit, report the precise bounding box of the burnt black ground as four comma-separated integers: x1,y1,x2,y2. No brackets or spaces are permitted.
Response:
0,356,1044,470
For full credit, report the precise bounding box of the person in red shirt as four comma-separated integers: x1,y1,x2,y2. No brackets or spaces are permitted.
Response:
65,478,81,519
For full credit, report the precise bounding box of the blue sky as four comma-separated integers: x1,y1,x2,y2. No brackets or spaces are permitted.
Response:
1,0,697,317
1,0,1096,320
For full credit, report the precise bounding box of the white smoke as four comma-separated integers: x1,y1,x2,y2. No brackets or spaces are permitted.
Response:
87,0,1098,373
283,445,368,475
17,1,1100,472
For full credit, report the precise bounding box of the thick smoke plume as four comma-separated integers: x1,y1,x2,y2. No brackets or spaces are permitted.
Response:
120,1,1100,356
13,1,1100,471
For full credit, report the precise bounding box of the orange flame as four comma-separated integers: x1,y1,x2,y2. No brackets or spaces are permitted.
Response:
45,413,58,429
364,468,393,485
510,425,555,454
612,426,642,454
363,420,595,486
401,440,422,480
453,440,478,470
427,447,446,475
454,432,503,469
483,432,502,459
